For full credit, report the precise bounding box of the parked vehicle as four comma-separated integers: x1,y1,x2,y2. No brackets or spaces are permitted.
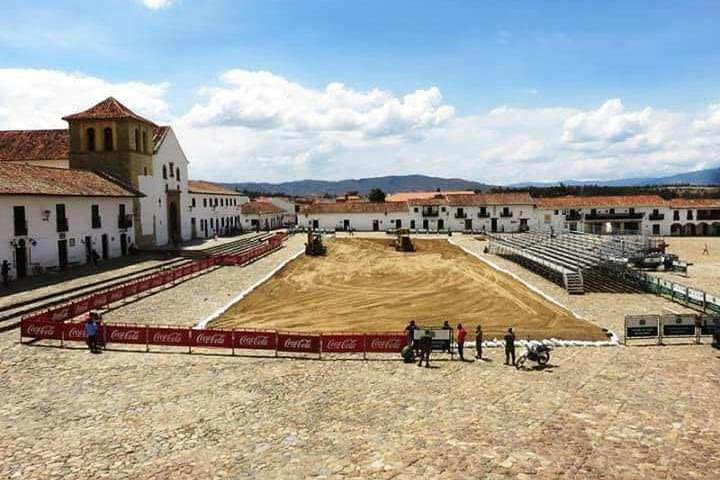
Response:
516,343,552,369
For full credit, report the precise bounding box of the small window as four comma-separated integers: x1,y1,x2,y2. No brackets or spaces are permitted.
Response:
203,198,207,208
169,162,174,177
87,128,96,152
142,131,148,153
143,167,148,176
162,165,167,179
192,198,196,208
176,168,180,181
103,128,113,151
135,129,140,151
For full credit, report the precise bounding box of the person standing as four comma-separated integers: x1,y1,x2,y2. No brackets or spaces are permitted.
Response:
85,315,99,353
703,243,709,256
418,330,432,368
1,260,10,288
442,320,452,353
91,249,100,268
475,325,483,360
504,328,516,366
456,324,467,361
405,320,418,355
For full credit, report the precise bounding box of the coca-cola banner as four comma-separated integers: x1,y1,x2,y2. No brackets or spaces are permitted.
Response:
108,287,125,303
62,322,89,342
104,324,147,345
364,333,406,353
136,278,152,293
190,329,234,349
321,334,365,353
48,306,72,323
70,299,91,318
277,333,321,353
21,319,62,340
147,327,190,347
90,292,109,309
150,274,164,288
234,330,277,350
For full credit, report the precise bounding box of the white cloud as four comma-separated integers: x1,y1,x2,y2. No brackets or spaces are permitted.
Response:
1,67,719,184
140,0,173,10
0,69,171,129
181,70,454,138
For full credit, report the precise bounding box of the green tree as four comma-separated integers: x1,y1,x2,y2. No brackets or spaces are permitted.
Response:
368,188,386,202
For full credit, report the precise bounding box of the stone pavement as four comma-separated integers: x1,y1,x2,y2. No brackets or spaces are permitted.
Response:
1,332,718,479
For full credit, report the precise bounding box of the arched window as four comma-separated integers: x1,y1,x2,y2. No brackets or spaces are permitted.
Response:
134,129,140,151
103,128,113,151
87,128,96,151
176,168,180,181
169,162,174,178
142,131,148,153
162,165,167,179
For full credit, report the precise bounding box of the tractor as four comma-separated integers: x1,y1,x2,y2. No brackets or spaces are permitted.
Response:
305,231,327,256
392,229,415,252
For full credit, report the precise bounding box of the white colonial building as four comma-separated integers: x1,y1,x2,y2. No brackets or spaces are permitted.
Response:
299,202,410,231
187,181,249,238
241,201,285,231
0,163,139,279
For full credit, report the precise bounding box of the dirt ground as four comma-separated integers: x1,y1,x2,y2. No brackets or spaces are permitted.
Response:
655,237,720,294
211,238,607,341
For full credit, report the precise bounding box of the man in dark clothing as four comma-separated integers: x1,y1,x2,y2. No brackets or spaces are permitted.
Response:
91,249,100,268
418,330,432,368
442,320,452,353
475,325,483,360
1,260,9,288
504,328,516,366
404,320,418,355
456,323,467,361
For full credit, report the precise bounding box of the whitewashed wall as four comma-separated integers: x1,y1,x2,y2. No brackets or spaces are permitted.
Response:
1,195,133,279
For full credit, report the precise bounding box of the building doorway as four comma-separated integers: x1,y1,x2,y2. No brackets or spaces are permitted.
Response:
343,219,350,231
84,235,92,263
437,219,444,231
465,219,473,231
168,201,180,246
15,243,27,278
101,234,109,260
120,233,128,256
491,218,498,233
57,239,68,270
372,220,380,231
422,219,429,230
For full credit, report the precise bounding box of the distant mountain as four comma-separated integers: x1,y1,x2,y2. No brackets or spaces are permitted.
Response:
221,175,493,196
510,166,720,188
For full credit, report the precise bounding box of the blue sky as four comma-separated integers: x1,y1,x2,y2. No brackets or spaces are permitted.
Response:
1,0,720,183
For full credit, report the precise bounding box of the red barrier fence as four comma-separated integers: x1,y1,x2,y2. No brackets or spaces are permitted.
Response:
19,234,287,327
20,316,404,358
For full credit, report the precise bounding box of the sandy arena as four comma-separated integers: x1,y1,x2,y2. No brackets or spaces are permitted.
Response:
211,238,607,341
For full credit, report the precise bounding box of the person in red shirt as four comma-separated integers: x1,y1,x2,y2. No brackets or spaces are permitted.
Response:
456,323,467,361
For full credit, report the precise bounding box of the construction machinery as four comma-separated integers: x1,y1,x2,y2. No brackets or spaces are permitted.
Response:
392,229,415,252
305,231,327,256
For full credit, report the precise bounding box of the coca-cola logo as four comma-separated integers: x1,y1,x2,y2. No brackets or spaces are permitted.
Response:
369,338,402,350
325,339,359,350
50,308,70,321
152,331,184,343
110,329,141,342
67,327,86,338
283,338,313,349
27,324,56,336
195,333,227,345
236,334,271,347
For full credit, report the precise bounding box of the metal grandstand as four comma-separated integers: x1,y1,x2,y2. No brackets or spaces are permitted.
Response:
486,229,649,294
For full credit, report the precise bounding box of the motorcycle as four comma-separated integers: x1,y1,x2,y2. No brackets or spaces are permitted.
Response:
516,343,552,369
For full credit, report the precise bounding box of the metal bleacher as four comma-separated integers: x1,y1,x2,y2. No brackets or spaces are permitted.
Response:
487,230,646,294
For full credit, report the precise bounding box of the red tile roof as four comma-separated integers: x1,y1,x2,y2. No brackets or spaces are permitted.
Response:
0,130,69,162
446,192,534,206
241,201,285,215
387,190,474,202
188,180,245,196
0,164,141,197
535,195,667,209
302,201,409,214
407,197,449,206
153,125,170,153
62,97,156,125
669,198,720,209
